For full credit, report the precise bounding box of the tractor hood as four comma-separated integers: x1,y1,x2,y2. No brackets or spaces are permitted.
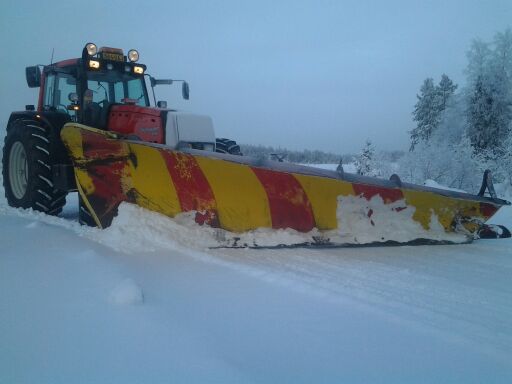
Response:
164,112,216,151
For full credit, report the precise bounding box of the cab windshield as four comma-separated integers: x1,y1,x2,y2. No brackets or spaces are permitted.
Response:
86,71,149,107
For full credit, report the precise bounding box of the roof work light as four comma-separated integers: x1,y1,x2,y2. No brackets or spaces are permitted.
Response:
128,49,139,62
85,43,97,56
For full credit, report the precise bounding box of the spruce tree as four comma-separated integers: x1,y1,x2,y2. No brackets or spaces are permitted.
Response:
355,139,378,176
410,75,457,150
437,74,457,110
410,78,437,150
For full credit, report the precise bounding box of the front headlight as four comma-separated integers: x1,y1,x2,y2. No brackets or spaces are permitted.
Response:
88,60,100,69
85,42,97,56
133,65,144,74
128,49,139,62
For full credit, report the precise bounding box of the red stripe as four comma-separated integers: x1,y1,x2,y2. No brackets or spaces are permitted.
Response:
352,184,404,203
82,130,127,160
480,202,498,219
80,130,132,227
251,168,315,232
161,151,219,227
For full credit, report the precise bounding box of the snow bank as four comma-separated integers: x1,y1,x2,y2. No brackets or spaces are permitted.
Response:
89,203,325,251
86,194,467,255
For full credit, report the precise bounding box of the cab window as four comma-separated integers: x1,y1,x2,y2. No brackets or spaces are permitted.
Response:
127,79,147,106
43,74,55,109
114,82,124,103
87,80,110,103
55,74,77,112
111,78,147,106
43,73,77,117
86,71,149,107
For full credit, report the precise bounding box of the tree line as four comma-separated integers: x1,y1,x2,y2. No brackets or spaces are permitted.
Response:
239,143,347,164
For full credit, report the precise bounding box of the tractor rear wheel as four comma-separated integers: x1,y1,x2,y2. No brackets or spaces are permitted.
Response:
215,138,242,155
2,119,67,215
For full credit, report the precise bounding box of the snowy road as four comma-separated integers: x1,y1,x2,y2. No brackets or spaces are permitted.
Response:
1,191,512,383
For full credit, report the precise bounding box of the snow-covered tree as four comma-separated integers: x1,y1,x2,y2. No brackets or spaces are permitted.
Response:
437,74,458,110
465,39,492,84
476,133,512,187
465,31,512,154
410,75,457,150
502,134,512,186
410,78,438,149
491,29,512,83
447,134,481,190
398,132,480,192
355,139,380,177
437,92,467,145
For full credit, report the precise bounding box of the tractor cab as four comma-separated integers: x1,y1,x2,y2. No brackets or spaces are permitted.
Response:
25,43,203,145
27,44,158,142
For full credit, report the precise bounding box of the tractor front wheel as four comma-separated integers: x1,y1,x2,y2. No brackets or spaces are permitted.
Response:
2,119,67,215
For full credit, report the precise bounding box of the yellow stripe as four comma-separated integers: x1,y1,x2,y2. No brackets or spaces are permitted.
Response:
294,174,355,230
75,177,103,228
60,124,85,159
125,143,182,217
402,189,481,231
196,157,272,232
60,124,97,195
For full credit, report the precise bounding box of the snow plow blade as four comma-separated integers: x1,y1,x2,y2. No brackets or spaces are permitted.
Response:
61,124,510,245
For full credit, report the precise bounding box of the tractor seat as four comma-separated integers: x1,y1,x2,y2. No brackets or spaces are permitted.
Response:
82,100,115,130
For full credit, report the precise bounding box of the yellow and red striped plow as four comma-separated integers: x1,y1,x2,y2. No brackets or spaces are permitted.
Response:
61,124,501,234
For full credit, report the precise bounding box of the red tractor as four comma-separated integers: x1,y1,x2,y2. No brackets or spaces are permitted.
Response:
2,43,241,224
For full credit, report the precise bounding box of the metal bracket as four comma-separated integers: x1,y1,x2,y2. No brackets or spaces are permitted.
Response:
478,169,497,199
389,174,402,188
336,158,344,175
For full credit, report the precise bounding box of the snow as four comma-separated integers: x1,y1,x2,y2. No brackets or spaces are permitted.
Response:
1,186,512,381
334,194,467,244
84,192,468,251
424,178,468,192
303,162,357,173
108,278,144,306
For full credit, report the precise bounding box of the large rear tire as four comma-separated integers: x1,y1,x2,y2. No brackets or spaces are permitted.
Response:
215,138,242,155
2,119,67,215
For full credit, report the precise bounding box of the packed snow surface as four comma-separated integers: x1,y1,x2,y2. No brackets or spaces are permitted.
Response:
1,185,512,381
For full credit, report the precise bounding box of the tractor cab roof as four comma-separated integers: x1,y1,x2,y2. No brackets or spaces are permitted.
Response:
52,58,79,68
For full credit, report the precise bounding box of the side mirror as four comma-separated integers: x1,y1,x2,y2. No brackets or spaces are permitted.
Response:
157,100,167,108
182,82,189,100
150,77,173,87
26,66,41,88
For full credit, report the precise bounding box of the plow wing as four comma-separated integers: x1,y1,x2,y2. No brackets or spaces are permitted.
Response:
61,124,510,246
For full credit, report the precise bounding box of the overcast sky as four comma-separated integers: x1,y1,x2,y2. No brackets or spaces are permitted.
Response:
1,0,511,154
